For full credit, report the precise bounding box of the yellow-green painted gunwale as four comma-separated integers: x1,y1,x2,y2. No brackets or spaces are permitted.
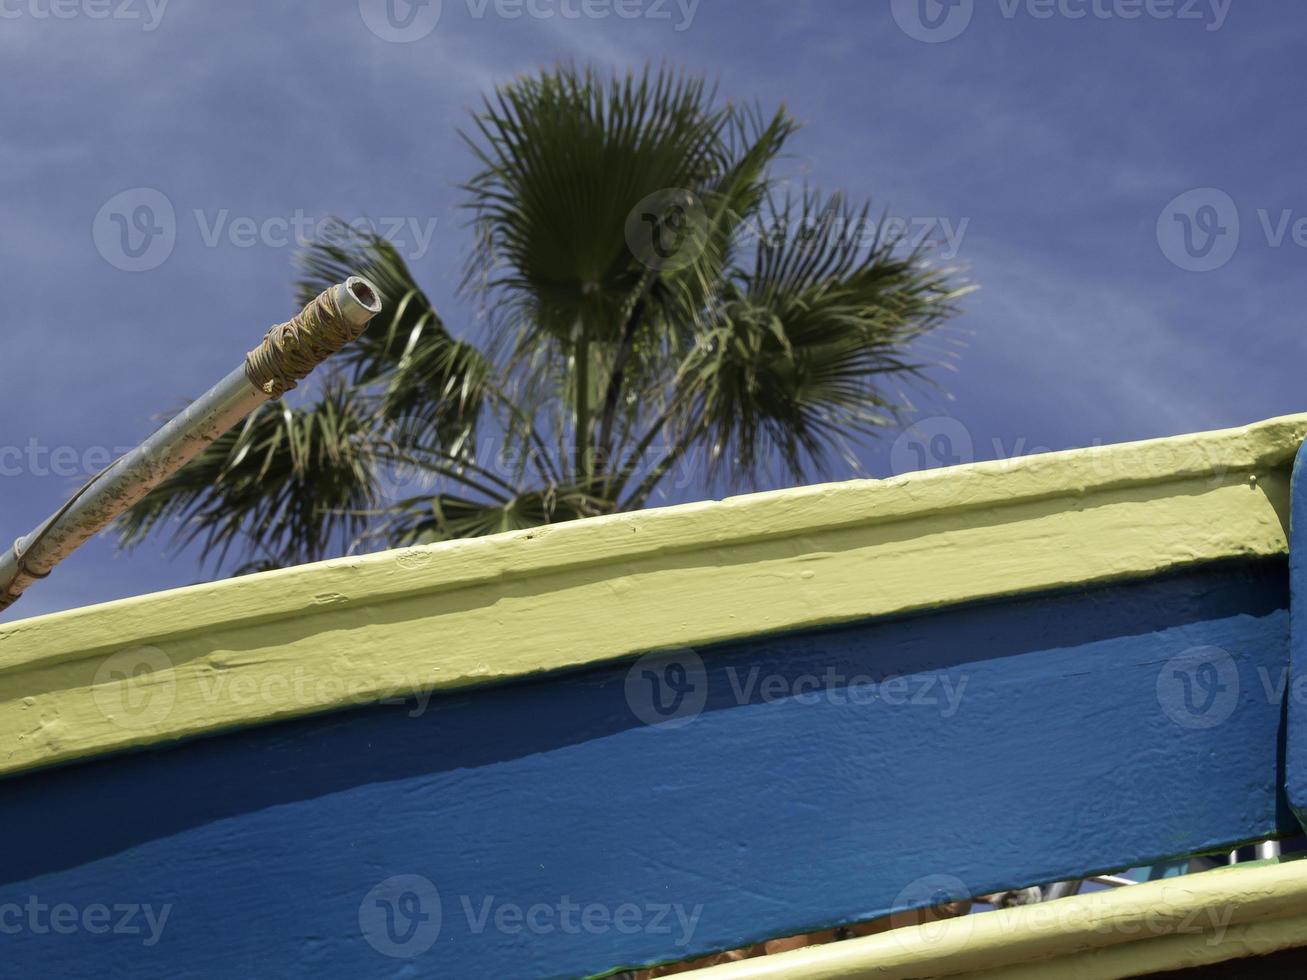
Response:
674,859,1307,980
1,413,1305,778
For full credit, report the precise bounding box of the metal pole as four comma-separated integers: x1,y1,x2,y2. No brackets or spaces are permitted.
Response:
1041,881,1083,902
1256,840,1282,861
0,276,382,614
1086,875,1137,888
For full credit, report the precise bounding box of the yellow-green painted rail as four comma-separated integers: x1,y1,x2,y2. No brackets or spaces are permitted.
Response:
2,413,1304,778
675,859,1307,979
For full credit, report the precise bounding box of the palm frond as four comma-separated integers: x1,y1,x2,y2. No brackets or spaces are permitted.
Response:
593,106,800,471
375,485,608,546
462,62,733,348
296,228,492,437
655,189,969,496
117,378,380,570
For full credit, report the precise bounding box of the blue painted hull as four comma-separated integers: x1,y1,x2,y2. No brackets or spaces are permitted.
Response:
0,560,1294,978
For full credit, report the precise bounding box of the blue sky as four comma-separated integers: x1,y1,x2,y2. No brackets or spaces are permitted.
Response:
1,0,1302,618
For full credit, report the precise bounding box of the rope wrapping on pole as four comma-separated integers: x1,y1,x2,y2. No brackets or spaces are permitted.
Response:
245,282,375,398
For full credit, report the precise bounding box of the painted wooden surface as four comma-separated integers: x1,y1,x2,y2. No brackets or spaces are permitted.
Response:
0,561,1296,979
1286,439,1307,830
2,413,1304,779
676,859,1307,980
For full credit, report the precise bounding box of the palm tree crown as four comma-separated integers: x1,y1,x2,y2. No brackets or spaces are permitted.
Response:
120,64,968,574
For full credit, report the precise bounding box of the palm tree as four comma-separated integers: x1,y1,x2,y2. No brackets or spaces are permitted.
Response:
119,64,968,574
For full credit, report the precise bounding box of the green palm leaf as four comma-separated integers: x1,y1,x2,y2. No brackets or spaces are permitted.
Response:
644,189,969,499
118,378,380,571
296,229,491,437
